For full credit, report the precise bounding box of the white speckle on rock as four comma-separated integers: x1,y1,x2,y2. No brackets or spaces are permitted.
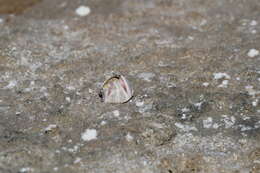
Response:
181,107,190,113
247,49,259,57
74,157,82,164
194,102,203,110
137,72,155,81
64,25,69,30
239,125,253,132
66,85,76,90
221,115,236,128
88,88,93,94
126,133,134,142
188,36,194,40
139,103,153,113
245,85,260,96
101,120,107,125
20,167,33,173
136,100,144,107
4,80,17,89
218,80,229,88
65,97,71,102
212,123,220,129
113,110,120,117
255,121,260,129
53,167,59,171
202,82,209,87
250,20,258,26
0,18,3,23
45,124,57,132
175,122,198,132
81,129,97,141
213,72,230,80
252,99,258,107
203,117,213,128
180,114,187,120
75,6,91,17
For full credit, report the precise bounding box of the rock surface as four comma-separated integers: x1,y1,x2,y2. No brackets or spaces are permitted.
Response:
0,0,259,172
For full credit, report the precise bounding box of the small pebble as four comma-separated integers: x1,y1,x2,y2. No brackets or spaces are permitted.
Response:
137,72,155,82
247,49,259,58
45,124,57,132
126,133,134,142
218,80,229,88
113,110,120,117
136,100,144,107
81,129,97,141
202,82,209,87
250,20,258,26
101,121,107,125
65,97,71,102
74,157,82,164
213,72,230,80
203,117,213,128
75,6,91,17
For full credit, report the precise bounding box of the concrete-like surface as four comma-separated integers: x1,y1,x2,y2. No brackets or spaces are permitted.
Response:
0,0,259,172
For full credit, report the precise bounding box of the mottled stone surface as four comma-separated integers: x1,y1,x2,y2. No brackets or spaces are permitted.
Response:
0,0,259,172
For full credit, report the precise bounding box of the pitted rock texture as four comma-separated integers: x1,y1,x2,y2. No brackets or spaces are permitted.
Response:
0,0,259,172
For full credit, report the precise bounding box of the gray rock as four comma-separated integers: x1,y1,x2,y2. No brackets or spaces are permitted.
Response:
0,0,260,172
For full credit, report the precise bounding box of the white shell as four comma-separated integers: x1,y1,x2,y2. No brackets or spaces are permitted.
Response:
99,75,133,103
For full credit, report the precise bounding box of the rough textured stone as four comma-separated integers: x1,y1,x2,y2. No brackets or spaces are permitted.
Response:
0,0,259,172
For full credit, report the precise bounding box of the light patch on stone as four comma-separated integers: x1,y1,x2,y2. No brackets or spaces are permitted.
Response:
45,124,57,132
239,125,253,132
247,49,259,57
136,100,144,107
137,72,155,81
194,102,203,110
212,123,220,129
254,121,260,129
113,110,120,117
250,20,258,26
188,36,194,40
4,80,17,89
245,85,260,96
20,167,33,173
218,80,229,88
0,18,3,23
74,157,82,164
66,85,76,90
101,120,107,125
221,115,236,128
66,145,79,153
66,97,71,102
203,117,213,128
75,6,91,17
81,129,97,141
251,30,257,34
202,82,209,87
181,107,190,113
213,72,230,80
252,99,258,107
88,88,93,94
175,122,198,132
126,133,133,142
